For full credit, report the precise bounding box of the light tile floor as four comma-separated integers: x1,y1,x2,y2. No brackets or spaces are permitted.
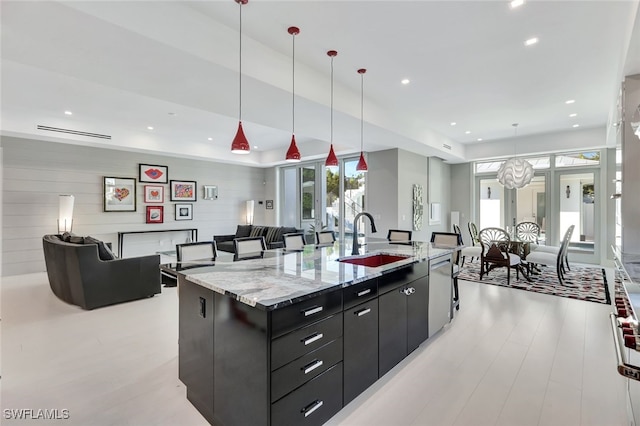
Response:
0,268,629,426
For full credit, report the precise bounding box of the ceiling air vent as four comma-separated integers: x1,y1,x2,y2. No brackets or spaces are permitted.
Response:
442,143,451,150
36,125,111,140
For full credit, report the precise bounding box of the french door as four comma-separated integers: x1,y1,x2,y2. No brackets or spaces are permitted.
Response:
556,169,599,263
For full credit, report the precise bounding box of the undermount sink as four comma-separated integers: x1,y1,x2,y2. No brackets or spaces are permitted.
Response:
338,253,411,267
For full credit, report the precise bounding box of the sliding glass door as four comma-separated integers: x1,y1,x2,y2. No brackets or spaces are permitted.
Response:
280,156,364,242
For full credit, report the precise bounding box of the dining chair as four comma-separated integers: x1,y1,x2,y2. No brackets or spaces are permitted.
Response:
515,221,541,245
233,236,266,261
454,224,481,266
283,233,306,250
315,230,336,246
387,229,412,242
478,227,521,285
176,241,217,270
468,222,480,246
430,231,463,312
524,225,575,284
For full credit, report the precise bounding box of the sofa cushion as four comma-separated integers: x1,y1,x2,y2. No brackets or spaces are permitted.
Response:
249,226,266,238
235,225,252,238
264,227,281,245
84,236,117,261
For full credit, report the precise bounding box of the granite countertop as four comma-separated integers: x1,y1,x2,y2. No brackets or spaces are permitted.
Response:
181,239,456,310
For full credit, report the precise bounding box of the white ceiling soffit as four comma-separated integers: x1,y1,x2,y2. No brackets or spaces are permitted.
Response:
1,1,639,166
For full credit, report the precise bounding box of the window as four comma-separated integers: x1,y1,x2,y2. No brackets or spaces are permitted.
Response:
555,151,600,167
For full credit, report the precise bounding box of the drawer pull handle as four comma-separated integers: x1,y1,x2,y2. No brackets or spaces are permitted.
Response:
303,306,323,316
301,400,324,417
356,308,371,317
357,289,371,297
302,333,324,346
402,287,416,296
302,359,324,374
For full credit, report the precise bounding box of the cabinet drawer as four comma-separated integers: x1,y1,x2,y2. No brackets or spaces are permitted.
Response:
378,261,429,295
271,314,343,371
271,362,343,426
271,338,343,403
343,278,378,310
271,290,343,338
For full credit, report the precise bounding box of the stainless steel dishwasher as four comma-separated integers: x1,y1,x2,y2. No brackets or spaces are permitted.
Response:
428,254,453,337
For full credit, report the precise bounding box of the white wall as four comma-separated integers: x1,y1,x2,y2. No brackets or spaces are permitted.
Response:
1,136,267,276
367,149,451,242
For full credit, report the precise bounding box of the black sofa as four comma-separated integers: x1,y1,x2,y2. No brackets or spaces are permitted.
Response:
42,234,161,310
214,225,301,253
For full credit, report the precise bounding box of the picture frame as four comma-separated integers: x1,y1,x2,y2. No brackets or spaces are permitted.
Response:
139,164,168,183
170,180,197,201
146,206,164,224
144,185,164,203
203,185,218,200
175,203,193,221
265,200,274,210
103,177,136,212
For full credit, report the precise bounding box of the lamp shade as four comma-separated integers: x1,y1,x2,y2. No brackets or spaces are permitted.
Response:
325,145,338,167
231,121,251,154
285,135,301,162
58,194,74,233
356,152,368,172
496,158,534,189
246,200,255,225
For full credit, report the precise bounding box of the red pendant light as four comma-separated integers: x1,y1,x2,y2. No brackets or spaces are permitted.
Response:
285,26,301,162
355,68,368,172
231,0,250,154
325,50,339,167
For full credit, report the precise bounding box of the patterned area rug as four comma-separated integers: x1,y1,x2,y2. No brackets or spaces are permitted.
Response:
458,261,611,305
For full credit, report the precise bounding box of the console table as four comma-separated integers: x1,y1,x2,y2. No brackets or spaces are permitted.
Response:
117,228,198,258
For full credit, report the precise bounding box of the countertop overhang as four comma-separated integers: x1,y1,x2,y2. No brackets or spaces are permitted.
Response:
180,240,457,311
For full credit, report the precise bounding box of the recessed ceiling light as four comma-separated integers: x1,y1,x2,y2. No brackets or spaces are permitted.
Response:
147,126,154,130
450,122,457,126
253,145,258,149
565,99,575,104
208,137,213,141
569,113,577,117
572,124,580,128
401,79,410,85
510,0,525,8
477,138,483,142
465,130,471,134
524,37,538,46
64,111,73,115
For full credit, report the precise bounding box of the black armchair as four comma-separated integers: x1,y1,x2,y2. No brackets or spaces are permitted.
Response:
43,235,161,310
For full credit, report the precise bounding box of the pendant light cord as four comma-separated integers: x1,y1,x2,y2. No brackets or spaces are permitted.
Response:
238,2,243,122
360,73,364,151
330,55,334,145
513,123,518,158
292,33,295,134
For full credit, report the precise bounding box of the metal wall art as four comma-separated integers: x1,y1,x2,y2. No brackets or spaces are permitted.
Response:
413,184,423,231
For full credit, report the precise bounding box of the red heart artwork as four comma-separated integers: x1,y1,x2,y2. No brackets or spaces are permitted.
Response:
150,190,159,197
144,169,164,180
114,188,130,201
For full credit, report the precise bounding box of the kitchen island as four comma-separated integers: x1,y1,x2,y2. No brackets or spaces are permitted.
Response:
177,240,457,426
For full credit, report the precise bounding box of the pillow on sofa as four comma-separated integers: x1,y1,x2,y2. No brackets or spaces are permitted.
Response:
61,232,84,244
249,226,266,238
264,227,281,245
235,225,252,238
84,236,117,261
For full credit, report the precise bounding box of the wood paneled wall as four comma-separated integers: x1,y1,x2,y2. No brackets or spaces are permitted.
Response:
1,137,267,276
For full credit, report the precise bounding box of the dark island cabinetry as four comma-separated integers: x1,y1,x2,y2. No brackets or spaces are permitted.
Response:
178,276,343,426
343,278,379,405
378,262,430,377
178,255,452,425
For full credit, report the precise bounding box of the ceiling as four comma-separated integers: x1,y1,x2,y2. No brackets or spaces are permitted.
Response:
2,1,639,167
